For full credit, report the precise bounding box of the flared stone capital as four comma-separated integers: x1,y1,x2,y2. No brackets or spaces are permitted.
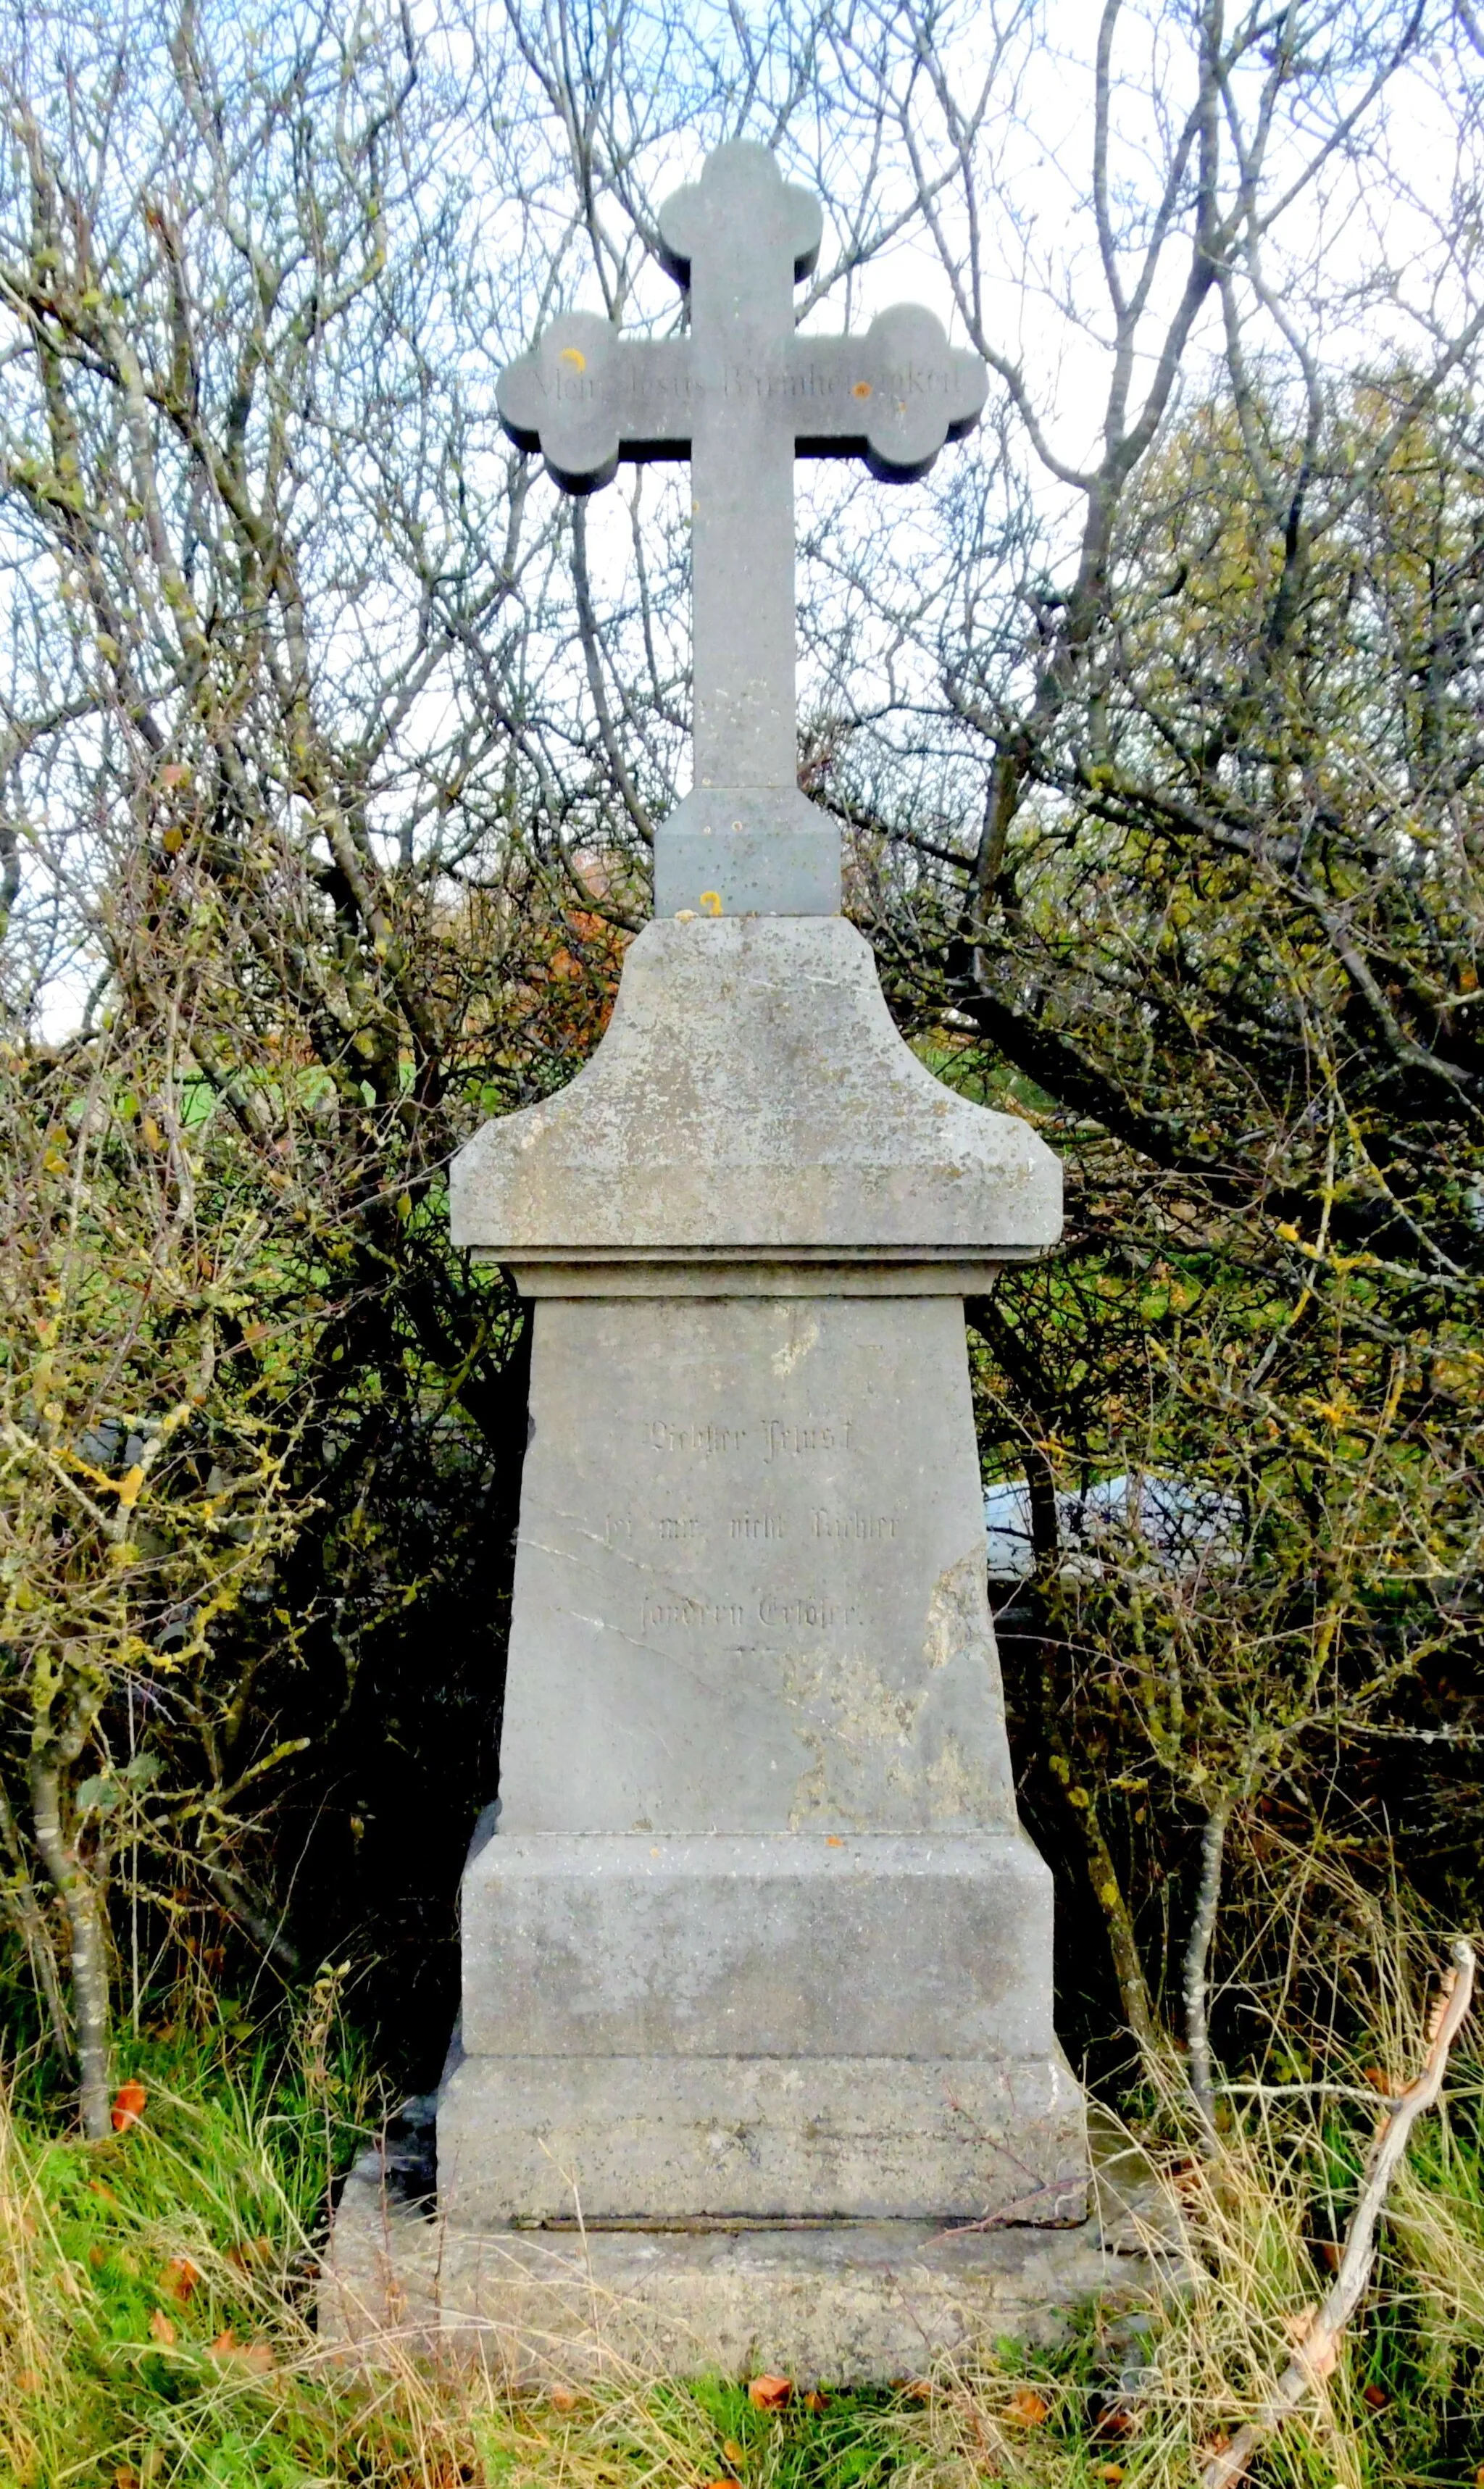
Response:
450,917,1060,1273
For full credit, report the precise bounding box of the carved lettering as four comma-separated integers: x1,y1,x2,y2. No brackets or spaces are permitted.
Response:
730,1512,785,1540
757,1593,863,1629
762,1418,852,1462
657,1514,704,1541
641,1595,745,1631
649,1420,746,1456
811,1509,898,1540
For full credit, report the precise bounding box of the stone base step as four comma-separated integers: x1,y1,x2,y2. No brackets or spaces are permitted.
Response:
438,2047,1088,2225
322,2109,1178,2385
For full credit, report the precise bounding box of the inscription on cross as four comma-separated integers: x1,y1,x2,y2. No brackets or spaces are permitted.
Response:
497,143,987,917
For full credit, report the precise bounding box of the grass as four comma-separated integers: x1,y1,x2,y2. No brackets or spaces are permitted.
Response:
1,1931,1483,2489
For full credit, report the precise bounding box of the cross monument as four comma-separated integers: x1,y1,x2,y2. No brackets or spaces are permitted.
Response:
326,142,1093,2385
496,142,986,916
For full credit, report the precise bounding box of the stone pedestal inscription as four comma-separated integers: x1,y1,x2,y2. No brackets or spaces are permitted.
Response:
498,1297,1016,1835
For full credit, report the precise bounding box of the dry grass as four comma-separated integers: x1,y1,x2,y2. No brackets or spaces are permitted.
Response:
1,1880,1480,2489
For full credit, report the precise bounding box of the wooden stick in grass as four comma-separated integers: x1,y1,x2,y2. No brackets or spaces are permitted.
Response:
1199,1938,1476,2489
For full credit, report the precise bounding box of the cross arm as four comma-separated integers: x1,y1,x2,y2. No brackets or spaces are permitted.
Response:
497,313,694,494
783,307,988,480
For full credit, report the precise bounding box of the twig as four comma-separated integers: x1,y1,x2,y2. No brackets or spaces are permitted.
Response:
1184,1793,1232,2156
1199,1939,1476,2489
934,2175,1084,2235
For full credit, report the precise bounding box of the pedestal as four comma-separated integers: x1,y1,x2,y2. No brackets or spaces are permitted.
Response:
429,917,1088,2345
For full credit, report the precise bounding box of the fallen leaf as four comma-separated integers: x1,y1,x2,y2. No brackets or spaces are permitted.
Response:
749,2375,792,2411
722,2441,746,2466
803,2390,830,2413
115,2471,141,2489
1278,2303,1338,2377
701,2479,741,2488
1201,2438,1232,2462
209,2327,273,2372
17,2368,43,2393
901,2382,932,2403
1005,2387,1049,2427
226,2234,272,2274
1362,2066,1404,2098
1095,2403,1135,2438
548,2385,578,2411
1098,2469,1125,2485
111,2079,147,2133
159,2256,199,2304
88,2178,118,2201
89,2243,108,2269
1362,2382,1388,2410
148,2307,176,2348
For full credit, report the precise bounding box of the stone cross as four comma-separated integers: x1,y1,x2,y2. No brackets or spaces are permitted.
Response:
496,143,988,917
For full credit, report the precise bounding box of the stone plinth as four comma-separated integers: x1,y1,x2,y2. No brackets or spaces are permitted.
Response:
323,2109,1172,2385
430,916,1088,2259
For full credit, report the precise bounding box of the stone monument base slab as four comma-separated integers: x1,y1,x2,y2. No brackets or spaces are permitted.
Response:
322,2113,1173,2385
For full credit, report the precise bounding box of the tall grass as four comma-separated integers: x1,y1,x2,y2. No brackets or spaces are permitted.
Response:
1,1900,1480,2489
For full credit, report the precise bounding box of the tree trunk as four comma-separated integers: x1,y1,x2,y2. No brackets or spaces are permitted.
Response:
0,1777,73,2067
29,1758,111,2140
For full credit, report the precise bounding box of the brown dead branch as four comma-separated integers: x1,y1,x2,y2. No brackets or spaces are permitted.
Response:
1199,1938,1477,2489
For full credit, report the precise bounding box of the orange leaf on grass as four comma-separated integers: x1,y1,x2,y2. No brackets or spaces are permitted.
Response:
226,2234,273,2274
722,2442,746,2466
1362,2382,1388,2410
159,2256,200,2304
148,2307,175,2347
209,2327,273,2371
749,2375,792,2411
547,2386,578,2412
1005,2388,1050,2427
111,2079,147,2132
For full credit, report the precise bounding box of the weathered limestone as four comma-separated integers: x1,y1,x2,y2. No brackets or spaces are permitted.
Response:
451,916,1056,1279
325,2110,1173,2386
494,143,984,919
435,916,1089,2264
324,136,1099,2377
